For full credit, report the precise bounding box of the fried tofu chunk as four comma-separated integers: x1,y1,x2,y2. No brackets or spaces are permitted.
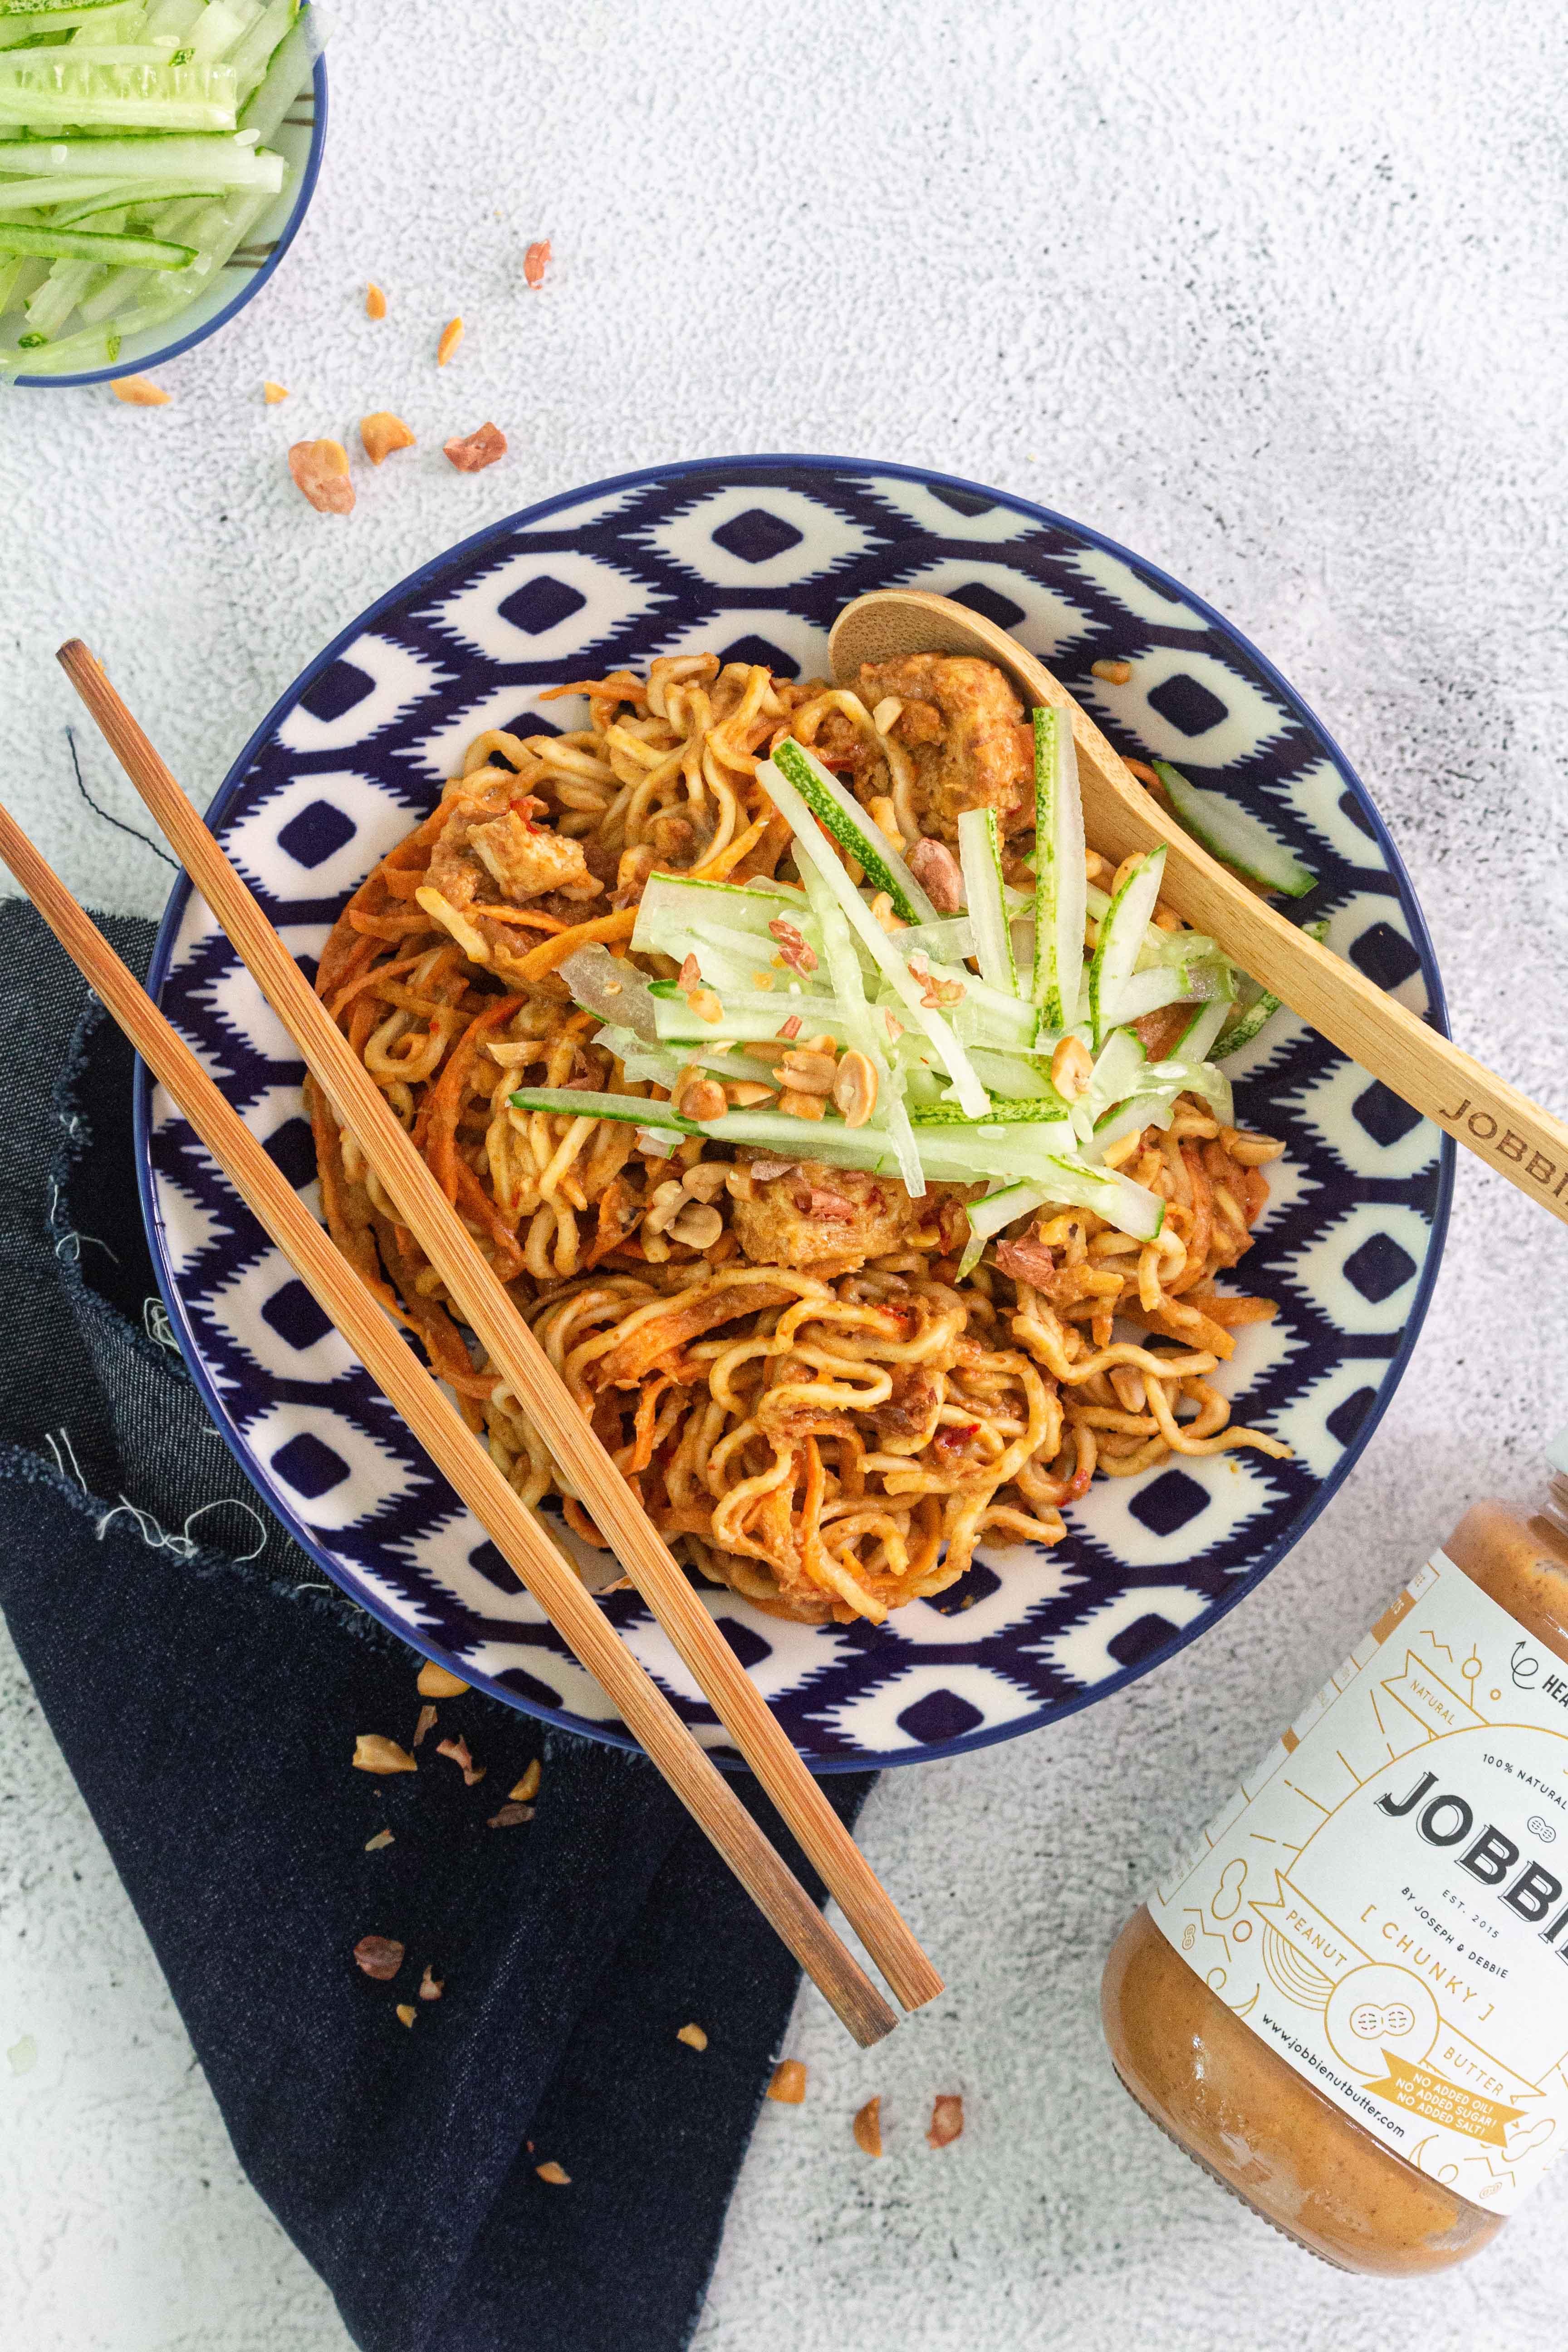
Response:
467,807,602,903
726,1160,916,1270
856,653,1033,842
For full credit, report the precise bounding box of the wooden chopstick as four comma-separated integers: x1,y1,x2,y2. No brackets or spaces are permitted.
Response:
59,641,943,2020
0,793,901,2048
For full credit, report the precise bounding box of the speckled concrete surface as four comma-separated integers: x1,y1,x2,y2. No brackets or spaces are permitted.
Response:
3,2,1566,2346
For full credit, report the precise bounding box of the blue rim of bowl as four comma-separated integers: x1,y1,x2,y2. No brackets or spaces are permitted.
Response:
134,451,1456,1772
12,49,328,391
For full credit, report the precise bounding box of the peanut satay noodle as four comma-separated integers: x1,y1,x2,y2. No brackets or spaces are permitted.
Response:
308,650,1289,1625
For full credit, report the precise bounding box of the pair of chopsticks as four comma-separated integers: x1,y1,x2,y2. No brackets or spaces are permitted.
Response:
0,641,944,2049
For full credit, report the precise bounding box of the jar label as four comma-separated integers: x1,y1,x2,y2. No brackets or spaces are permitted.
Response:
1148,1552,1568,2215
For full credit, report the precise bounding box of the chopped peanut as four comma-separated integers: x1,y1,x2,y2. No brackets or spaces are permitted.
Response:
288,439,355,514
417,1661,469,1698
365,282,387,320
1091,658,1132,685
832,1050,878,1128
412,1703,438,1748
436,315,464,367
263,380,289,404
870,697,903,735
353,1935,403,1980
535,2161,571,2185
509,1760,542,1804
1049,1034,1093,1102
445,421,508,473
675,1073,727,1123
676,2024,709,2052
395,2004,416,2028
767,2059,807,2104
353,1734,416,1774
853,2096,883,2157
774,1048,838,1096
419,1966,444,2002
777,1089,827,1122
111,375,169,407
436,1734,485,1786
670,1200,723,1250
364,1828,394,1852
686,986,724,1024
927,2093,965,2148
524,238,551,289
361,411,416,466
724,1079,775,1108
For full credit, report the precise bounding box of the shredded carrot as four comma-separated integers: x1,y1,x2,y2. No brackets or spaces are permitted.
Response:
512,906,638,980
688,811,771,882
468,904,568,931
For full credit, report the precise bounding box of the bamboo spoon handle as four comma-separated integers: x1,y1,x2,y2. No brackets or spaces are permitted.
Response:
829,589,1568,1229
0,797,900,2047
59,641,942,2018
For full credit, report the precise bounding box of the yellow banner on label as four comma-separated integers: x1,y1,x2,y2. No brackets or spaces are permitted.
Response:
1364,2052,1524,2146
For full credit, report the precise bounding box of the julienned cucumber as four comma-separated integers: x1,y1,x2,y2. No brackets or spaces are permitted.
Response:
0,58,240,131
769,736,937,926
0,0,130,14
957,805,1016,997
1031,706,1087,1029
510,1088,695,1130
1154,760,1314,898
766,747,990,1117
0,136,285,189
1087,845,1166,1048
0,219,193,265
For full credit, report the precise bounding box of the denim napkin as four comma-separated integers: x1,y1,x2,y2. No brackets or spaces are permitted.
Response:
0,897,870,2352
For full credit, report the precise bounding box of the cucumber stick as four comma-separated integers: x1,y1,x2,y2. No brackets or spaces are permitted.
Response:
956,805,1016,996
1087,845,1166,1048
0,135,283,187
1154,760,1314,898
766,746,990,1117
0,57,240,129
0,217,192,264
769,736,937,925
1030,706,1087,1030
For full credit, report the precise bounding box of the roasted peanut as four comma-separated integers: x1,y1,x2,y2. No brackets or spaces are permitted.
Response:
111,375,169,406
670,1201,723,1250
361,411,416,466
288,438,355,514
777,1089,827,1122
832,1050,878,1127
1049,1035,1093,1101
444,421,508,473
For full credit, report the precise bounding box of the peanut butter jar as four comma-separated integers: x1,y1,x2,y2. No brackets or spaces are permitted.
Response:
1102,1435,1568,2274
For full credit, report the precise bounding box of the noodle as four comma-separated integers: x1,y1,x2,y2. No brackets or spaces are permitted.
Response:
308,653,1292,1626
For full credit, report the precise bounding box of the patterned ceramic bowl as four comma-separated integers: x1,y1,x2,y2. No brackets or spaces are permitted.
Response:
13,44,326,391
136,456,1452,1770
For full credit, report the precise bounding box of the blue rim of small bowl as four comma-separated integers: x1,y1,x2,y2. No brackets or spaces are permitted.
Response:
134,452,1456,1772
11,49,328,391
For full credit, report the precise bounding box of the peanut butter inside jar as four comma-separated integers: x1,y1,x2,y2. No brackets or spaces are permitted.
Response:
1102,1467,1568,2275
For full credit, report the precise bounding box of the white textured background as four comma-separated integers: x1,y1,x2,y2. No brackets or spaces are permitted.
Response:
3,1,1567,2346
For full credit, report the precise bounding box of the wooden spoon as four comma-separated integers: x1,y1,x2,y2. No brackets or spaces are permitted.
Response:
830,588,1568,1229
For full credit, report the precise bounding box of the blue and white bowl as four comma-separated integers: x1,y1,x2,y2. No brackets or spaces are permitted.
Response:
136,456,1453,1770
14,47,327,391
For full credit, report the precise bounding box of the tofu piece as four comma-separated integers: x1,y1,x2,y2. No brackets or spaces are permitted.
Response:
727,1160,916,1269
856,653,1033,842
467,807,602,904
